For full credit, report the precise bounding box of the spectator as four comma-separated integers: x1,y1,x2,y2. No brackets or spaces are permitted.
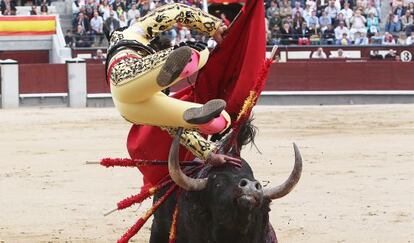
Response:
322,24,335,44
354,0,366,12
279,0,293,20
334,12,347,27
302,2,313,20
112,0,125,12
40,1,48,15
104,11,120,36
366,12,379,37
401,10,414,35
406,31,414,44
324,0,339,22
36,0,50,6
364,1,377,17
119,14,128,28
74,25,91,47
64,29,74,47
332,48,348,58
397,32,407,45
339,2,353,27
116,5,127,20
319,11,332,32
307,10,320,33
269,24,281,44
336,32,351,45
306,0,317,11
292,10,306,30
370,50,383,59
72,0,80,17
407,2,414,14
90,10,104,45
266,1,280,19
385,12,401,33
103,6,118,21
127,3,140,22
354,31,369,45
384,49,397,59
1,0,17,15
297,22,311,44
334,21,349,40
94,49,106,59
393,3,405,19
73,12,91,32
291,1,304,18
382,32,396,45
350,9,366,40
311,47,327,58
269,9,282,30
392,0,404,8
370,31,383,44
85,0,97,19
99,0,111,20
30,5,37,15
280,22,295,44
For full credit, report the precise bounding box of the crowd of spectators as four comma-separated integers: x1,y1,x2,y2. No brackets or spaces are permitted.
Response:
67,0,217,47
309,46,404,60
0,0,51,15
265,0,414,45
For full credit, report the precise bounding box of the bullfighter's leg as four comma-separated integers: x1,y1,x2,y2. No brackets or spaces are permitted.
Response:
109,47,230,133
114,91,231,130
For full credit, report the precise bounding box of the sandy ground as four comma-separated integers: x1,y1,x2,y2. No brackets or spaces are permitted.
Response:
0,105,413,243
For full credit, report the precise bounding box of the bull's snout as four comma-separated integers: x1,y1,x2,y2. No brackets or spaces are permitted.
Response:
236,178,263,209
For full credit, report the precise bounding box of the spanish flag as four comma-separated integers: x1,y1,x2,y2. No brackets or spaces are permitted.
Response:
0,16,56,36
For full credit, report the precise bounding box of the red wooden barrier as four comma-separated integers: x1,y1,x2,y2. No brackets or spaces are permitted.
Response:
86,63,109,93
0,50,49,64
265,61,414,91
19,64,67,94
15,61,414,95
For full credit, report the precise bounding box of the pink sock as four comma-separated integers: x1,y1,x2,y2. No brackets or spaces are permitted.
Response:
179,50,199,79
198,114,228,135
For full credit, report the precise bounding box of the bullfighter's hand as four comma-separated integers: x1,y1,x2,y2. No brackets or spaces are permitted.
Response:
213,25,227,44
206,152,241,167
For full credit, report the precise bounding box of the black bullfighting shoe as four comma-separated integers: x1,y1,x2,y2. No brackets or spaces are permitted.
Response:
157,46,192,87
183,99,226,125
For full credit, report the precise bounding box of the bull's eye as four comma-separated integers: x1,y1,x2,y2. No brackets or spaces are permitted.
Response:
215,183,221,188
255,182,262,190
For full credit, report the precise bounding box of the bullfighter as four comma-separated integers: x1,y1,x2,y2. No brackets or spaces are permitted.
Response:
106,3,237,165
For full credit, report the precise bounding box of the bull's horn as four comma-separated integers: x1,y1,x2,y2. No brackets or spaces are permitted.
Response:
264,143,303,200
168,128,208,191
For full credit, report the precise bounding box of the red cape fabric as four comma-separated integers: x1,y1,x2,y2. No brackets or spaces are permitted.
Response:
127,0,267,186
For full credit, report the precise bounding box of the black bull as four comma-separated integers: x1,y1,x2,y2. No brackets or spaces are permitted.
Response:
150,128,303,243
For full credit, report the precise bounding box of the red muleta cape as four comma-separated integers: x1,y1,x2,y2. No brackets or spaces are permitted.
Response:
127,0,268,187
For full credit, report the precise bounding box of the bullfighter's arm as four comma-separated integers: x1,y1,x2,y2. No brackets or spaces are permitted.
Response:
133,3,222,40
163,127,216,161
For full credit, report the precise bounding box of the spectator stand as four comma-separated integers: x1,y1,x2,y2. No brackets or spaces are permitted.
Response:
267,45,414,61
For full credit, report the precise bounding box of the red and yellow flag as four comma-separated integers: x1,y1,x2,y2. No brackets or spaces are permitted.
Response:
0,16,56,36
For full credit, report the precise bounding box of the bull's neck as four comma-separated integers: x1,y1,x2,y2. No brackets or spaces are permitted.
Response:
211,212,265,243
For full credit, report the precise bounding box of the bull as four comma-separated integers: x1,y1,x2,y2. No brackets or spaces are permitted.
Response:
150,121,302,243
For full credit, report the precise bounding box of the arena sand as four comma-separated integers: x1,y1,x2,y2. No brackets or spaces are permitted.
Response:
0,105,413,243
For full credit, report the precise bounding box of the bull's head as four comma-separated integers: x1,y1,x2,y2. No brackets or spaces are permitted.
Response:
166,127,302,242
168,127,302,212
